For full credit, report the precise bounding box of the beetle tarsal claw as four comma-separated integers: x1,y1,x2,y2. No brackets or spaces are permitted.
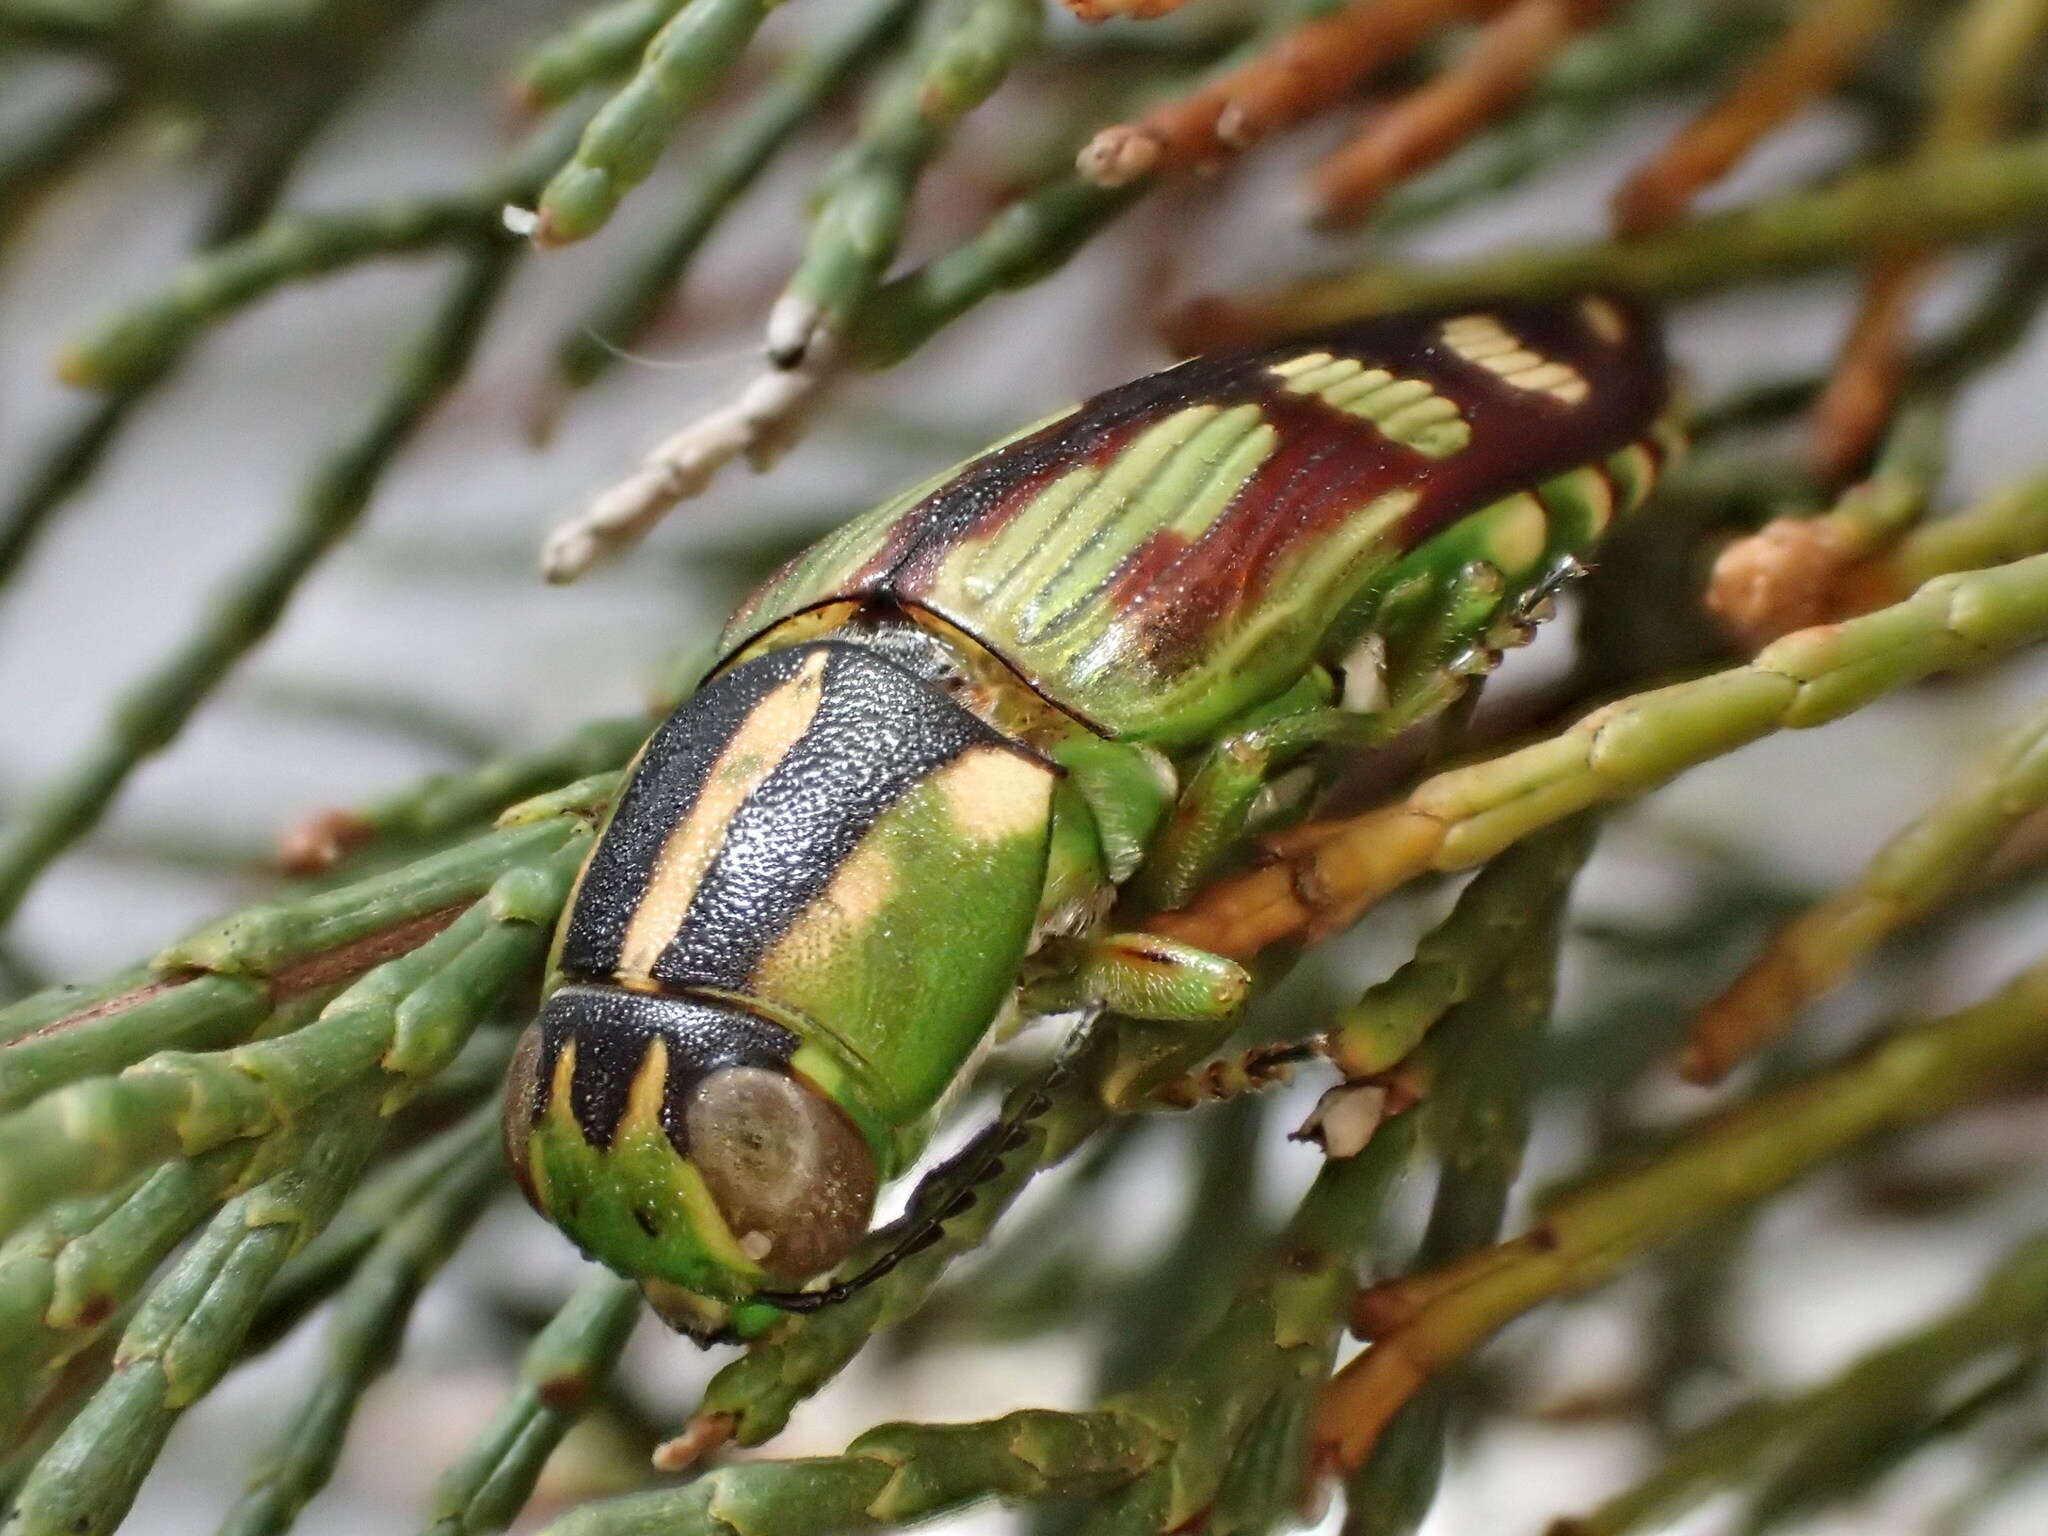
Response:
1338,633,1390,713
1248,764,1317,828
541,333,841,582
1293,1081,1389,1159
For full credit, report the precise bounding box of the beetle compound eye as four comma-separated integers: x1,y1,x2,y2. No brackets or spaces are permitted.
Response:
684,1066,877,1283
500,1022,544,1211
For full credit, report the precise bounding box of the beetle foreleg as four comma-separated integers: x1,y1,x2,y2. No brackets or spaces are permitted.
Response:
1018,931,1249,1024
1138,1039,1427,1156
1144,1037,1327,1111
1130,705,1377,913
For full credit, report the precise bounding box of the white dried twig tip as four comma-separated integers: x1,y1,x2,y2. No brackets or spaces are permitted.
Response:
540,332,841,583
650,1412,737,1473
1076,125,1163,186
1213,102,1255,150
500,204,540,237
1295,1082,1388,1159
765,292,827,368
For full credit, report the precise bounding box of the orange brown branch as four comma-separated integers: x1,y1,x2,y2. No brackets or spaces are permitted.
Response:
1317,956,2048,1472
651,1411,737,1472
277,807,377,875
1704,514,1877,652
1806,0,2048,482
1076,0,1507,187
1610,0,1901,237
1062,0,1194,18
1310,0,1603,227
1809,254,1931,486
1148,804,1449,960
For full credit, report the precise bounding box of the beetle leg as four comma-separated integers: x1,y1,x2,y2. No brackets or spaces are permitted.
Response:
1130,705,1372,913
1377,559,1509,703
1017,931,1249,1024
755,1007,1109,1314
1139,1040,1426,1158
1144,1037,1329,1109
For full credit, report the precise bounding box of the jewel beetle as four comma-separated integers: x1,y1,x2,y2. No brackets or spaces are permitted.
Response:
505,294,1682,1339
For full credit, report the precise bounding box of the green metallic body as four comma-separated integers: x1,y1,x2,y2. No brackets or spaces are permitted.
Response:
508,295,1682,1336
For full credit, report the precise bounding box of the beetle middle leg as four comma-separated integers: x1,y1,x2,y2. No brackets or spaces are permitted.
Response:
1131,700,1380,914
1134,557,1584,915
1134,819,1595,1152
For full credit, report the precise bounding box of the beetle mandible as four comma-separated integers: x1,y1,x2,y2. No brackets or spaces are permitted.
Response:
504,294,1682,1340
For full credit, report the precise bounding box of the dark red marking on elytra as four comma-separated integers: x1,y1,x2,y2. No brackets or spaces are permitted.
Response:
725,296,1670,716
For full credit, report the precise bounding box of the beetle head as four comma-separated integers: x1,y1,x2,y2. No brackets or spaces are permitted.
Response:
504,984,879,1332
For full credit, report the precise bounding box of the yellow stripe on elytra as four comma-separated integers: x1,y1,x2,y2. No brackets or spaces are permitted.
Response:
983,406,1222,614
1440,314,1591,406
754,834,899,1004
1267,353,1472,458
1020,403,1277,642
754,747,1050,999
616,650,830,984
622,1033,671,1131
934,746,1056,840
1579,295,1628,344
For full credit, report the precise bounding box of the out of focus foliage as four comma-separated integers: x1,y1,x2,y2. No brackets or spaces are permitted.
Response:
4,1,2048,1534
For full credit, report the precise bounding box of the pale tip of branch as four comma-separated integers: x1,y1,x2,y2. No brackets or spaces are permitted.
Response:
1076,126,1161,187
277,808,374,874
501,204,540,238
538,336,842,581
1293,1082,1387,1159
765,292,825,369
652,1412,736,1473
1214,102,1255,151
540,523,604,584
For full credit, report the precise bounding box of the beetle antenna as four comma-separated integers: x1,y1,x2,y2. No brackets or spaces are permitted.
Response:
754,1011,1104,1313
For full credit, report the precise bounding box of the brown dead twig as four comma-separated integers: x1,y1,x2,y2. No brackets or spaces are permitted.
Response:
1809,254,1930,485
1312,0,1614,225
1061,0,1194,18
1609,0,1903,237
1809,0,2048,482
1074,0,1513,187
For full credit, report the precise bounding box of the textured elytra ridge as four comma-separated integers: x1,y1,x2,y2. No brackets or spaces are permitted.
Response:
1438,312,1592,405
1266,352,1474,458
723,296,1675,745
555,640,1057,1126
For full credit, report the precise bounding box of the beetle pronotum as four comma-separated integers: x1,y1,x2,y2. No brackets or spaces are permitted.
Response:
505,294,1681,1340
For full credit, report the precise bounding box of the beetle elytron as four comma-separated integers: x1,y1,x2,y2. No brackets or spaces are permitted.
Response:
505,295,1681,1339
